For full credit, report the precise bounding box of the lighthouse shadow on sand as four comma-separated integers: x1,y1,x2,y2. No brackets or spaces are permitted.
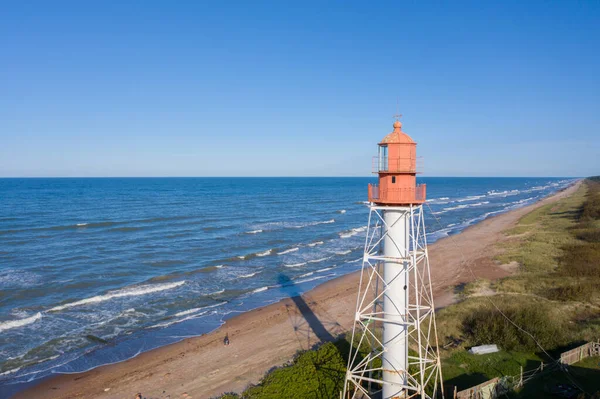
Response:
277,273,343,351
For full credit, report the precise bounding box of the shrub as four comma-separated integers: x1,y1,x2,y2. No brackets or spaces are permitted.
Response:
544,283,593,302
576,229,600,243
559,243,600,278
581,178,600,220
241,342,346,399
462,302,566,352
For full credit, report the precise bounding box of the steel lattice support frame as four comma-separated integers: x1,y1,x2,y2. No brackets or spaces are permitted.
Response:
343,204,444,399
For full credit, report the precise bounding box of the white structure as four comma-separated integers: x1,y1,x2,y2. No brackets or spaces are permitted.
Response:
343,119,443,399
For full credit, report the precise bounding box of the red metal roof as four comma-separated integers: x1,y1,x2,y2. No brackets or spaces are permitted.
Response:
379,121,415,145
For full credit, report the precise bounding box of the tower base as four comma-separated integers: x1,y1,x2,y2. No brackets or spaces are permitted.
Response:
343,204,443,399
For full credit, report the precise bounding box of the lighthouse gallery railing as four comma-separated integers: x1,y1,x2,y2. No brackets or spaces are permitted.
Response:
368,183,426,203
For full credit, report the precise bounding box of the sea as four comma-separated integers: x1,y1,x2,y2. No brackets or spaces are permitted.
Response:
0,177,576,396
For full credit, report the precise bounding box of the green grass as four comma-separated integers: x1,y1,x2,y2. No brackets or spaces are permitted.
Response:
510,356,600,398
442,350,543,390
494,180,600,305
495,185,586,275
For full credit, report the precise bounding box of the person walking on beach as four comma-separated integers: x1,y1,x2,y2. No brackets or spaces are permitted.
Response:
223,333,230,346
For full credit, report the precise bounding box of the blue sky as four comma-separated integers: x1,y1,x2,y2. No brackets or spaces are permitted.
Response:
1,1,598,177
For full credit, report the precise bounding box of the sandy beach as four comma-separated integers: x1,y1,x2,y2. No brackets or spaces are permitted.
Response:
12,181,581,399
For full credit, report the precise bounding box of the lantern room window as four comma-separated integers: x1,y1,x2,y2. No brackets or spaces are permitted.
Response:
379,145,388,171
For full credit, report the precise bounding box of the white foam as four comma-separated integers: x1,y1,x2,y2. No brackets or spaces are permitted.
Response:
239,271,260,278
0,312,42,333
245,229,263,234
174,302,224,317
469,201,490,207
252,286,269,293
152,311,210,329
427,197,450,202
316,267,335,273
440,202,490,212
290,219,335,229
319,219,335,225
512,197,535,204
215,264,225,268
308,241,324,247
174,308,207,317
443,204,469,211
0,366,22,377
295,275,328,284
487,189,520,197
308,257,329,264
49,281,185,312
298,272,314,278
457,195,486,202
335,250,352,255
278,247,299,255
337,209,346,214
76,223,88,227
284,262,308,268
209,289,225,295
339,226,366,238
256,249,272,257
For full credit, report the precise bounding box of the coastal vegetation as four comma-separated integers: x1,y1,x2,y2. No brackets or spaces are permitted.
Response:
216,342,347,399
438,177,600,396
216,178,600,399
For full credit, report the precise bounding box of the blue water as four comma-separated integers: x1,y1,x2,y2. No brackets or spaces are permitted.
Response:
0,177,575,395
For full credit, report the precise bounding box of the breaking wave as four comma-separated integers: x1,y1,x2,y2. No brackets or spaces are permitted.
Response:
284,262,308,268
339,226,367,238
0,313,42,333
335,250,352,255
239,271,260,278
174,302,225,317
48,281,185,312
316,267,335,273
278,247,299,255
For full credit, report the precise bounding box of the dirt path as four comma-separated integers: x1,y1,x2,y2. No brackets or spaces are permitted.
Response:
13,182,581,399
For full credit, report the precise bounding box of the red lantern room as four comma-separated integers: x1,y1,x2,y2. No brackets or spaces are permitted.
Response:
368,117,426,205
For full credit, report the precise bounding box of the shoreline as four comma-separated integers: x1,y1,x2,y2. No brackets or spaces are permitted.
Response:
10,180,582,399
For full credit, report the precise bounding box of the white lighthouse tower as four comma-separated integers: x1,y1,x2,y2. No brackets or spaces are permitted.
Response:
343,117,443,399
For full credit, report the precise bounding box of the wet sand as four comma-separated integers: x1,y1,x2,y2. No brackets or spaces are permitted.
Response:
13,181,581,399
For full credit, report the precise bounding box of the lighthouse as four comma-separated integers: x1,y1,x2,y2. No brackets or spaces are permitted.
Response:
343,117,443,399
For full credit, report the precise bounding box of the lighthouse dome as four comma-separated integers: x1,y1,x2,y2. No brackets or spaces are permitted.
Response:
380,121,415,144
